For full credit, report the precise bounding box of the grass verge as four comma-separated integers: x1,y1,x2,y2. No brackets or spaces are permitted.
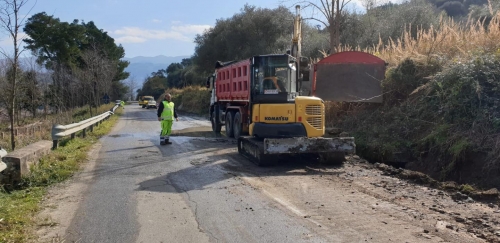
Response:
0,106,123,243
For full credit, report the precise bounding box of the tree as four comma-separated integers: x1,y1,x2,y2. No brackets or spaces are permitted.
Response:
283,0,353,53
23,12,86,112
126,76,138,101
0,0,32,150
193,4,296,73
19,67,41,118
23,12,130,112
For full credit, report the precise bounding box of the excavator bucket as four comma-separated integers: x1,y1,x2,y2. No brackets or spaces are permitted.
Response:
237,136,355,166
312,51,386,103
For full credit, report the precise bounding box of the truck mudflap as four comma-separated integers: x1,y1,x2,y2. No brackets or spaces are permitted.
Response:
263,137,355,155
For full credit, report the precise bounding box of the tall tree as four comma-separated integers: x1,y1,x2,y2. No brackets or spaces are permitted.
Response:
0,0,31,150
23,13,130,111
193,4,296,73
23,12,86,111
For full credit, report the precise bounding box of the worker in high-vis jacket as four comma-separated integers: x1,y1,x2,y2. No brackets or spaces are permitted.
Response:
157,93,178,145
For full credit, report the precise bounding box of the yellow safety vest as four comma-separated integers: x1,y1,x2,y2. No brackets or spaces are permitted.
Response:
161,101,174,120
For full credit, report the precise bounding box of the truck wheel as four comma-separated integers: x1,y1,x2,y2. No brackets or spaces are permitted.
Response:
233,112,242,138
225,111,234,138
211,110,221,133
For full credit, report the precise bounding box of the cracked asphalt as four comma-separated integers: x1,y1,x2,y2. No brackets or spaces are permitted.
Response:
37,104,498,243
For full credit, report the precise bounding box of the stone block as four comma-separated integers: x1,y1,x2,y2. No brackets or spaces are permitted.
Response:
1,140,52,185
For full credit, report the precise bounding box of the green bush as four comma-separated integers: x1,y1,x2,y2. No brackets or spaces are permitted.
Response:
383,58,440,104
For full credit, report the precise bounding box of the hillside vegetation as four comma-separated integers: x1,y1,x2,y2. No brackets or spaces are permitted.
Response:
327,13,500,189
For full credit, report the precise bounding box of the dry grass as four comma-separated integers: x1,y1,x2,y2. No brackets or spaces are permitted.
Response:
315,12,500,69
374,13,500,67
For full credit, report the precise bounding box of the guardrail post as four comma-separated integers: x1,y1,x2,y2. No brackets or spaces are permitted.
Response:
71,133,75,139
82,128,86,138
53,140,58,149
90,125,94,132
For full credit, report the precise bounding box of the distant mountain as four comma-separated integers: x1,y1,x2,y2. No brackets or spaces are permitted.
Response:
123,55,189,83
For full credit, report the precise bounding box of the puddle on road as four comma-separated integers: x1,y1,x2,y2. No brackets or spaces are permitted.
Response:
170,126,226,138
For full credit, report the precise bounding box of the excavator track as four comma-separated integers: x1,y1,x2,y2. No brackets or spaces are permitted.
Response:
237,136,275,166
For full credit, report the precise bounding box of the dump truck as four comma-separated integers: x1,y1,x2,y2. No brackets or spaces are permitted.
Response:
206,6,364,165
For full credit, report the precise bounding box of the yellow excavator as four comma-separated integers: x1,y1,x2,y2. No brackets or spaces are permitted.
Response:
207,5,384,165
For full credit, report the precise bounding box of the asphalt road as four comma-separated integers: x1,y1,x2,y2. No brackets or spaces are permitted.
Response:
40,104,494,243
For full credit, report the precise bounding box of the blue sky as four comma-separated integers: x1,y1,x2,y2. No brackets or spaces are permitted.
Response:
0,0,366,59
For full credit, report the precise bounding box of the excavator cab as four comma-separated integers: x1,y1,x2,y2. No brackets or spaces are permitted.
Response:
251,54,298,103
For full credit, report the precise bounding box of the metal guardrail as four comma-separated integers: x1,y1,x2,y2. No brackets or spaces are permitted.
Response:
0,147,7,173
51,104,120,149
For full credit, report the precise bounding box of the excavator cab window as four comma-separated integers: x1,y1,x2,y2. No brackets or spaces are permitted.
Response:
251,54,297,103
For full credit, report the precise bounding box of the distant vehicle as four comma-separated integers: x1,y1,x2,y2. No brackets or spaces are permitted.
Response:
138,96,156,109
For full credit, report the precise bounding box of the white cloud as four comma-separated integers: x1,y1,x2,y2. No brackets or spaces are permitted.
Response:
115,36,147,43
0,31,29,50
152,19,162,23
112,22,212,44
113,27,191,43
171,24,211,34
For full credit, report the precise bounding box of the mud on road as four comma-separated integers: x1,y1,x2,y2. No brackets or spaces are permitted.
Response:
177,131,500,242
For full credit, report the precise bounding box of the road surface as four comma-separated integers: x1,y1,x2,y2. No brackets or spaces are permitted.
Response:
36,104,499,243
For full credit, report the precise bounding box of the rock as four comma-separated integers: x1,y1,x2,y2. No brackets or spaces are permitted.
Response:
470,188,499,199
339,132,350,137
464,197,475,203
473,218,484,224
455,216,466,223
423,229,430,233
326,127,342,135
441,181,459,190
430,207,446,214
452,192,469,201
495,231,500,236
376,163,390,170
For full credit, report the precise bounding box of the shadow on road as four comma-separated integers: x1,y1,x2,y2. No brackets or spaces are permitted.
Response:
105,145,155,153
137,145,345,194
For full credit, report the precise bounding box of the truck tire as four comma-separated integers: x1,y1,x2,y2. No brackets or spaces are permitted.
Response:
225,111,234,138
211,110,221,133
233,111,242,139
